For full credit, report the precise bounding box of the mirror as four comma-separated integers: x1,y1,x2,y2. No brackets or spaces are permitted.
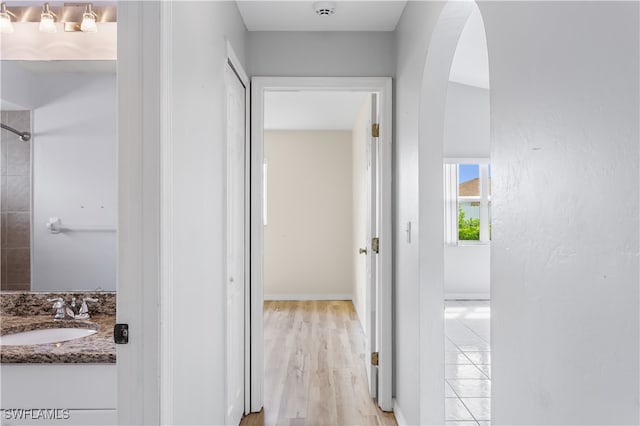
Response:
1,60,117,292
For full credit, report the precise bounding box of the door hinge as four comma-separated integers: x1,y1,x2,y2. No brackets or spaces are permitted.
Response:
371,351,379,366
372,237,380,254
371,123,380,138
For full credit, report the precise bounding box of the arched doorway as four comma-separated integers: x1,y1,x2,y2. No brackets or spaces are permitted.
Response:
416,1,490,424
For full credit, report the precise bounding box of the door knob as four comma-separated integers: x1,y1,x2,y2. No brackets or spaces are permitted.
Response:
359,248,367,255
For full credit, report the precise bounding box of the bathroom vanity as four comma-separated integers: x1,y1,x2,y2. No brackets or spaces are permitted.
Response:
0,292,116,425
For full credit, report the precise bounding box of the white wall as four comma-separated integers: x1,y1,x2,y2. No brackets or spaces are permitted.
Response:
1,62,117,292
247,31,395,77
33,72,117,291
394,2,448,423
396,1,639,424
479,2,639,423
351,98,370,326
163,2,247,423
444,245,489,299
264,130,353,299
443,81,491,298
443,82,490,158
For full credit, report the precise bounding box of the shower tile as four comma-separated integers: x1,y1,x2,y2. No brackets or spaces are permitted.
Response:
1,213,6,248
8,282,30,291
6,248,30,284
1,175,6,212
6,175,30,212
7,138,30,176
6,212,30,248
5,111,29,130
1,138,7,176
1,250,7,288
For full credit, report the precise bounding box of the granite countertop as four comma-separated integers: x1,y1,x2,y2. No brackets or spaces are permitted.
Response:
0,314,116,364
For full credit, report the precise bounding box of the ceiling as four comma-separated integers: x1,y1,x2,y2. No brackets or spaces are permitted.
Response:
264,91,369,130
236,1,407,31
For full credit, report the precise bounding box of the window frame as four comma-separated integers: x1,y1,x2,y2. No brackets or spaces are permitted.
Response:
444,158,491,246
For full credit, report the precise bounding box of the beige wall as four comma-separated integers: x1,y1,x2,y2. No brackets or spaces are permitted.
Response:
264,130,353,298
351,98,370,325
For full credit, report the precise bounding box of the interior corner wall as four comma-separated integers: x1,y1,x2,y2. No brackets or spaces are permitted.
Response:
264,130,353,300
166,2,247,423
247,31,395,77
479,2,639,424
351,98,370,327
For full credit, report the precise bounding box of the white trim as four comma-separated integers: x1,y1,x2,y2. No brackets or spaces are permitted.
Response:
117,2,161,424
159,1,173,424
443,157,490,164
227,40,248,87
250,76,393,413
393,399,409,426
264,293,353,301
417,2,477,424
225,39,251,418
445,293,491,301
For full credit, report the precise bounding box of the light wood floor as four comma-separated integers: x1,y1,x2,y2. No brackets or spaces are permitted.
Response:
240,301,397,426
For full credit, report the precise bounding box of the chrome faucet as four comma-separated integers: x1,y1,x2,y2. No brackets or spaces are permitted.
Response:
47,297,75,320
75,297,98,320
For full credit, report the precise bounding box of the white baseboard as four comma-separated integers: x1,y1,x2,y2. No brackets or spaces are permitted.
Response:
444,293,490,301
264,293,352,301
393,398,408,426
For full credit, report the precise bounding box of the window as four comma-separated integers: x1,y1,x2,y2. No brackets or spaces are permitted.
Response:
444,160,491,245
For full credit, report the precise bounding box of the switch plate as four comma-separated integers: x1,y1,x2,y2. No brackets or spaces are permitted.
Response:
114,323,129,344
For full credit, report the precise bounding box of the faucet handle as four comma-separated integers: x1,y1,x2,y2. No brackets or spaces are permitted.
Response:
47,297,63,307
76,297,98,319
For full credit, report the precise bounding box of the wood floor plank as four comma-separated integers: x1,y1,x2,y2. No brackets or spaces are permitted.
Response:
241,301,397,426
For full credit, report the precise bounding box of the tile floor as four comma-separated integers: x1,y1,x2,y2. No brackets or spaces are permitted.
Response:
444,300,491,426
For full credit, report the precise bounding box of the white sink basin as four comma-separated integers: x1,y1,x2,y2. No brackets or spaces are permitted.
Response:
0,328,97,346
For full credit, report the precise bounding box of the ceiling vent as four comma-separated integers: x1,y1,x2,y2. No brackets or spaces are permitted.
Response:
313,1,336,17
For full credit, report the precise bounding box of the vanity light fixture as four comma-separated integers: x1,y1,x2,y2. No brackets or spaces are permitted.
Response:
39,2,57,33
0,3,15,34
80,3,97,33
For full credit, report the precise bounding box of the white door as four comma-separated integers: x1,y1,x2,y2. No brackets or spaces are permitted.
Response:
365,92,392,412
366,93,380,399
225,63,246,426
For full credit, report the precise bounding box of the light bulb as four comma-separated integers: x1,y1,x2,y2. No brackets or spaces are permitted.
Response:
39,4,57,34
0,3,13,34
81,4,97,33
0,11,12,34
39,12,55,33
81,12,97,32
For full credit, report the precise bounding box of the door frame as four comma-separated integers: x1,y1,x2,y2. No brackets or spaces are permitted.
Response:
224,42,250,425
249,76,394,412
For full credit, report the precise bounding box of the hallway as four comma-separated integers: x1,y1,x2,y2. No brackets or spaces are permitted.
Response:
241,301,397,426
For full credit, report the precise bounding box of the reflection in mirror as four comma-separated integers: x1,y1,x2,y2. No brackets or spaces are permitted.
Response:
1,60,117,292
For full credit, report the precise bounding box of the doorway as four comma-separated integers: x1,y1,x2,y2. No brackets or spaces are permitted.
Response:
247,77,394,421
416,0,491,424
441,4,491,425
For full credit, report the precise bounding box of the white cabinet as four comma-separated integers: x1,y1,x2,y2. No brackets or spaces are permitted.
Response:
1,364,116,426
